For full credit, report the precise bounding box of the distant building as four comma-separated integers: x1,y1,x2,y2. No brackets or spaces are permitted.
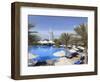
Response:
49,28,54,41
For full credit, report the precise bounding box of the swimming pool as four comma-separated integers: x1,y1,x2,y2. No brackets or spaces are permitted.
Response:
28,45,70,62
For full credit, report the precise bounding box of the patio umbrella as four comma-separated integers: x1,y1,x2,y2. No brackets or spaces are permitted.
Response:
38,41,43,44
38,40,49,44
48,40,55,44
42,40,49,44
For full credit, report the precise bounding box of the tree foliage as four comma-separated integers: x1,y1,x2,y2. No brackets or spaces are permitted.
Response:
53,39,61,48
74,24,88,48
60,33,71,47
28,23,40,45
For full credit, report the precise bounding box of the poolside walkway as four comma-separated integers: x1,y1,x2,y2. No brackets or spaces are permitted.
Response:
54,56,80,65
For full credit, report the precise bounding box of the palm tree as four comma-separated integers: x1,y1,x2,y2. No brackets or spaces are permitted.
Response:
28,23,40,45
60,33,71,48
53,39,61,48
69,36,81,47
74,24,87,47
74,24,88,63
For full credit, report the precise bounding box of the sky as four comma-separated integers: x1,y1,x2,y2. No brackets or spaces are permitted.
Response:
28,15,87,40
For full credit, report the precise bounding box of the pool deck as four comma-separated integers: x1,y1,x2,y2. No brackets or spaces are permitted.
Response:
54,56,80,65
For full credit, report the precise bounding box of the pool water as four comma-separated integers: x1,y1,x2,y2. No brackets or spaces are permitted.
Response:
28,45,70,62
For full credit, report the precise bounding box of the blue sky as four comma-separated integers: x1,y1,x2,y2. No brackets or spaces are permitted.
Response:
28,15,87,40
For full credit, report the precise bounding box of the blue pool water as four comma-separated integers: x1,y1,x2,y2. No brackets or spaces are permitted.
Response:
28,45,70,62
